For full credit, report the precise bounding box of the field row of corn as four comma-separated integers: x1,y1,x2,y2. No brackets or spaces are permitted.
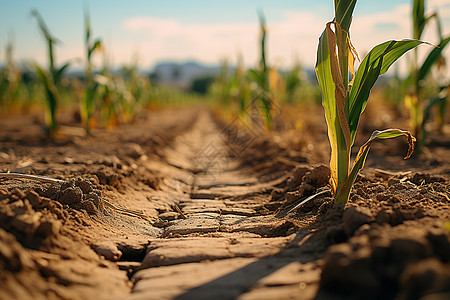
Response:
0,1,449,205
0,9,319,136
213,0,448,152
0,9,206,138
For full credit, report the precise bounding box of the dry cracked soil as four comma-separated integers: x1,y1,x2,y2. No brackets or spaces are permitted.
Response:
1,104,450,300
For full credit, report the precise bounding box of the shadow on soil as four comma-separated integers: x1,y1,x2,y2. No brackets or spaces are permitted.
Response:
173,225,323,299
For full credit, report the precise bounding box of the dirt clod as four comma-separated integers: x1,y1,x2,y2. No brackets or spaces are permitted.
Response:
343,205,372,235
399,258,450,300
93,241,123,261
318,224,450,299
0,228,34,272
59,185,83,205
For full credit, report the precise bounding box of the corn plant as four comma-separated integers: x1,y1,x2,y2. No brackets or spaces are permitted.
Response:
248,11,281,130
315,0,425,205
213,59,232,106
383,65,408,117
0,39,23,110
230,55,251,122
208,59,235,120
284,62,303,104
124,59,151,115
81,9,103,134
95,53,119,129
95,73,117,128
406,0,450,151
31,10,70,138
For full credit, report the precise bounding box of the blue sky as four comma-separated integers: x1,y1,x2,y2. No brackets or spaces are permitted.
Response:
1,0,449,70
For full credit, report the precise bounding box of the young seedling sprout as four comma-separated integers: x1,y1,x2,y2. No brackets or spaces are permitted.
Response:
315,0,428,205
31,10,70,139
406,0,450,152
82,9,103,134
248,11,281,130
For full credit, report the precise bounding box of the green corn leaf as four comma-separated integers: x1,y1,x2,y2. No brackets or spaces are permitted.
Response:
31,10,59,72
248,69,264,88
413,0,437,40
435,12,443,40
55,62,70,82
31,10,58,45
35,63,59,134
34,64,58,102
34,64,47,83
88,39,103,59
260,92,272,127
334,0,356,89
334,129,416,204
334,0,357,32
418,37,450,82
257,11,267,72
348,39,425,141
85,9,92,44
93,39,103,51
315,24,350,194
413,0,426,39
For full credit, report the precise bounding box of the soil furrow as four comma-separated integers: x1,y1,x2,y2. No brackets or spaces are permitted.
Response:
126,111,309,299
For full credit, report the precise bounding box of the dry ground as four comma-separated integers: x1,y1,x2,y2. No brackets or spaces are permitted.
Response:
1,102,450,300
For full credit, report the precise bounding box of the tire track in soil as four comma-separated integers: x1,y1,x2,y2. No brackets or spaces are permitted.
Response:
123,111,321,300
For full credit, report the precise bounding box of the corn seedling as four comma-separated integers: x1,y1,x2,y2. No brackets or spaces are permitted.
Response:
119,60,150,121
383,65,409,118
95,73,117,129
315,0,425,205
93,48,121,129
208,59,236,120
32,10,70,138
213,59,233,106
284,62,303,104
248,11,281,130
407,0,450,151
230,54,251,123
81,9,103,134
0,39,24,111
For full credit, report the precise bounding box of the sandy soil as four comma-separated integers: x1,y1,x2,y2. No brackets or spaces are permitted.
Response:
0,103,449,300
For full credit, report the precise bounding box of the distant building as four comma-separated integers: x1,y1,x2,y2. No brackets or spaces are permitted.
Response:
149,61,221,89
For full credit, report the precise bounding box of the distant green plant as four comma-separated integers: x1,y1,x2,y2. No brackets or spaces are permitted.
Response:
81,9,103,133
31,9,70,138
94,63,117,129
284,62,303,104
0,39,24,110
315,0,424,204
248,11,281,130
231,55,251,121
207,56,251,122
383,65,408,113
406,0,450,151
118,58,153,122
95,51,154,127
212,59,232,106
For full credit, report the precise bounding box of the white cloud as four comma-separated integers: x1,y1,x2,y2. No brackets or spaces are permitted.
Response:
350,1,450,74
352,4,411,51
122,17,258,67
119,2,450,70
122,11,329,69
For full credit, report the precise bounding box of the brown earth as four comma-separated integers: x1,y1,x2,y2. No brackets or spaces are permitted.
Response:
0,101,449,300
